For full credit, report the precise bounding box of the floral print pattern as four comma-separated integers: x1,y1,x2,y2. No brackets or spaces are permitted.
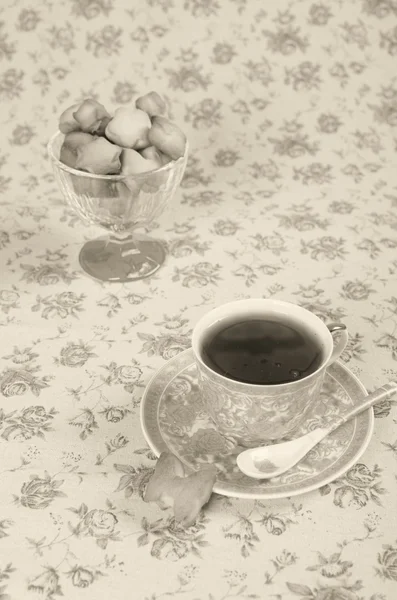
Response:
0,0,396,598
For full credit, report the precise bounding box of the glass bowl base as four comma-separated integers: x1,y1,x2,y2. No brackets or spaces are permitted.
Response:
79,234,166,282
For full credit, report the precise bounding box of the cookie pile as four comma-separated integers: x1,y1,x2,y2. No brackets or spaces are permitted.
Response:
58,92,186,177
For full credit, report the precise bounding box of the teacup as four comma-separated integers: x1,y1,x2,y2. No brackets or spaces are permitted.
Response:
192,298,348,447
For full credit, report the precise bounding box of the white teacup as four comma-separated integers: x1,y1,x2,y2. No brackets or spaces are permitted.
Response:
192,299,348,447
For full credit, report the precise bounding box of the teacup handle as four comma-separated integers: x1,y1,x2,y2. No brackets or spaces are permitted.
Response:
326,323,348,366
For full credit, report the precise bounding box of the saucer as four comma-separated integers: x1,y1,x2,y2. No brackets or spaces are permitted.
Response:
140,349,374,499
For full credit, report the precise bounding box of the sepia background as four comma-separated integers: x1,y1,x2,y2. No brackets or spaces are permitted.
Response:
0,0,397,598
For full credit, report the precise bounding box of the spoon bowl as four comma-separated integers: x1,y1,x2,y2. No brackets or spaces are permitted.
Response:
237,382,397,479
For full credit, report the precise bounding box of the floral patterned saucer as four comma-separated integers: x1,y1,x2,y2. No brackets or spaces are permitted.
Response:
140,349,374,499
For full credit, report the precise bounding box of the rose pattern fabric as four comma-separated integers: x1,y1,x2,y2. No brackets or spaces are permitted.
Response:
70,567,95,588
0,368,50,397
0,0,396,598
19,474,66,509
83,509,118,541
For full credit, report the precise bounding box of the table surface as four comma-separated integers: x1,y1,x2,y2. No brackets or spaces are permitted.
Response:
1,0,397,598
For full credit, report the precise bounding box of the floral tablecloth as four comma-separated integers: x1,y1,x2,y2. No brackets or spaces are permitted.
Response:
1,0,397,598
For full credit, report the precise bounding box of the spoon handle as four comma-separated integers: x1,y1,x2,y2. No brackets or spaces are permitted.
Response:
326,382,397,435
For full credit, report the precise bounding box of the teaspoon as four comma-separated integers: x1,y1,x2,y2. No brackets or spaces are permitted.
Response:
236,382,397,479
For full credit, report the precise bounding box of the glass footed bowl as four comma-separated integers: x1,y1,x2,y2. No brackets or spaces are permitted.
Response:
47,131,188,283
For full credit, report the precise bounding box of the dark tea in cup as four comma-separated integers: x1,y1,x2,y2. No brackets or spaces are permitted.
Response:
201,318,324,385
192,299,348,444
